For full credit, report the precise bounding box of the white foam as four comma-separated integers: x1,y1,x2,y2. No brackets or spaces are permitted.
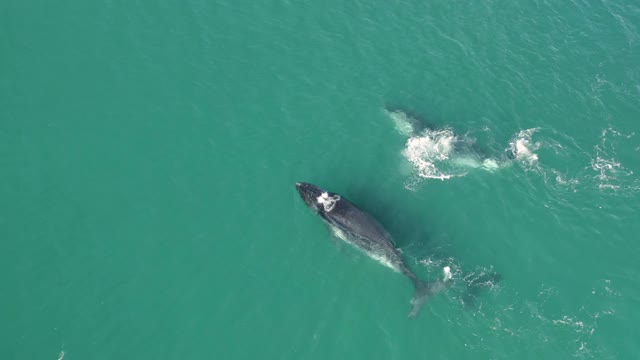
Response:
591,156,623,190
386,109,511,184
509,128,541,166
590,128,636,192
402,128,466,180
443,266,452,281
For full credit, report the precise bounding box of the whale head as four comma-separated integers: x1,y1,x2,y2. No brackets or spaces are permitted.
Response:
295,182,340,213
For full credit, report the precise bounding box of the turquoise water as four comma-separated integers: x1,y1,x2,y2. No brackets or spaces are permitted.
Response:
3,0,640,358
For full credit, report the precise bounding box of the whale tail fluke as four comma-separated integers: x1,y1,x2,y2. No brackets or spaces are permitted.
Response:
408,266,454,318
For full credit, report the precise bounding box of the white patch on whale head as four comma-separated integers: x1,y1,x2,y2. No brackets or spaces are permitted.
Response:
317,192,340,212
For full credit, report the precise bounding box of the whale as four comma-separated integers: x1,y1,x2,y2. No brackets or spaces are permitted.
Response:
295,182,452,318
384,106,515,174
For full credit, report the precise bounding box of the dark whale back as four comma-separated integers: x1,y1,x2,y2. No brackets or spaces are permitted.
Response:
320,196,394,247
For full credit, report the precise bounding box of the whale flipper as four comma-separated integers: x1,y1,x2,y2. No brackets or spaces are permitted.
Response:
383,105,439,133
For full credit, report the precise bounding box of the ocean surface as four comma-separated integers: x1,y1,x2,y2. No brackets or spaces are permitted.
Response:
3,0,640,359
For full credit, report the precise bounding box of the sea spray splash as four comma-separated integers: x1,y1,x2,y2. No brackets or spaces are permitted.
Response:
508,128,541,167
384,108,512,182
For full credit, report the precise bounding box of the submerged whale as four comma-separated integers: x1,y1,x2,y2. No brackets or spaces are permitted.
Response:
295,182,452,318
384,106,515,177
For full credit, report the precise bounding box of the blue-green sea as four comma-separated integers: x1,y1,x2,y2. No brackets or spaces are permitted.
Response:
3,0,640,359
